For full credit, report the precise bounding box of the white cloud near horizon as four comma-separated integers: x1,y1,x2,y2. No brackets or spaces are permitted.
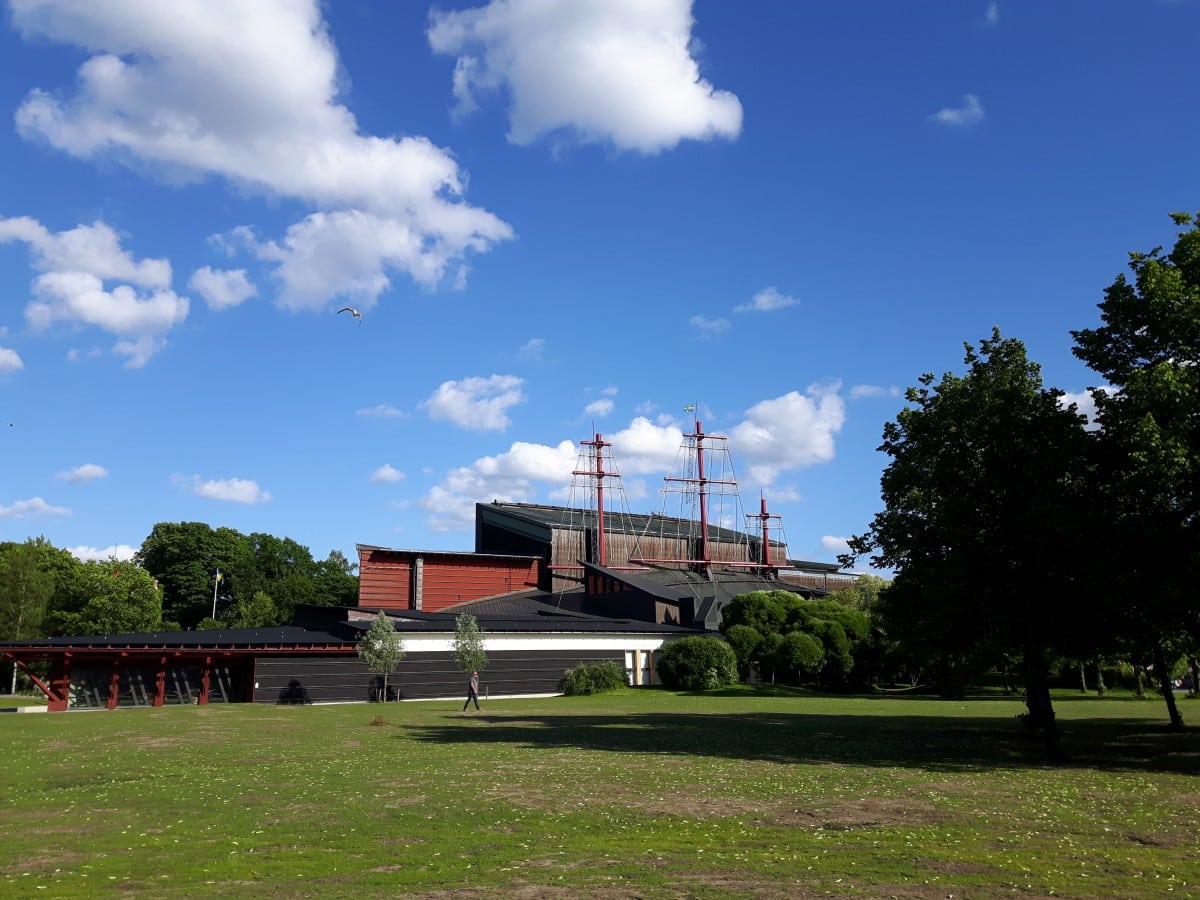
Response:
729,384,847,486
419,439,578,531
821,535,851,555
189,266,258,310
427,0,743,154
0,348,23,373
930,94,985,127
11,0,513,310
370,464,406,484
421,375,525,431
734,286,797,313
70,543,137,562
0,496,72,519
172,474,271,504
56,463,109,484
0,216,188,367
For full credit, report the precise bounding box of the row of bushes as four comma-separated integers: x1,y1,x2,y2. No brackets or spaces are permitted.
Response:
560,637,741,696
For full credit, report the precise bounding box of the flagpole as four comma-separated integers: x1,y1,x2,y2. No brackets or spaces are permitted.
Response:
211,570,221,619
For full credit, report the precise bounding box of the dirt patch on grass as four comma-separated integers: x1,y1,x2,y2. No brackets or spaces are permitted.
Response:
773,796,946,830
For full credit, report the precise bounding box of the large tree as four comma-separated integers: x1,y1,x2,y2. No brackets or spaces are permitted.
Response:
844,329,1094,756
45,559,162,636
1071,212,1200,728
0,540,54,691
136,522,252,627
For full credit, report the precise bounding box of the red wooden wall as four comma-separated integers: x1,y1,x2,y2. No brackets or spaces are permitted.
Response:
357,547,540,613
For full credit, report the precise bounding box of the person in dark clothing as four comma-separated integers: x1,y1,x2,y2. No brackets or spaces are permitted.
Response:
463,671,480,711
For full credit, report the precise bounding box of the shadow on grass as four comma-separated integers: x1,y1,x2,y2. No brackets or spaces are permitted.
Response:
400,710,1200,775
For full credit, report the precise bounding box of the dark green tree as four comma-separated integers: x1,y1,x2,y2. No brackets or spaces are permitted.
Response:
357,612,405,702
844,329,1094,757
1071,212,1200,729
313,550,359,606
136,522,252,628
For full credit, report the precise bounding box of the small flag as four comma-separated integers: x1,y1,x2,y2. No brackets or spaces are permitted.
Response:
683,404,695,412
215,569,223,582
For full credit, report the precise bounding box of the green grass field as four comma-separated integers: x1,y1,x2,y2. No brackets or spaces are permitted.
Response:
1,687,1197,898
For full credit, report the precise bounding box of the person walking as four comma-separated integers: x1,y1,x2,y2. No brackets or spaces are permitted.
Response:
463,670,480,711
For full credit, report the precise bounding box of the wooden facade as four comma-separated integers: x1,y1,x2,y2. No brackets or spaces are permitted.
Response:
356,545,540,613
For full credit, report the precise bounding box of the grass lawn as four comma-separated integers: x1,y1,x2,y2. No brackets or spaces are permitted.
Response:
1,687,1197,898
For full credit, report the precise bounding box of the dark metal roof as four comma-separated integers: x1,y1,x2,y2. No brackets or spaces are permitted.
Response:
582,561,822,607
0,626,352,651
480,500,782,547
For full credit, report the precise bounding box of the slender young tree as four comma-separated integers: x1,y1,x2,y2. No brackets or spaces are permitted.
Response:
357,612,405,702
452,613,488,678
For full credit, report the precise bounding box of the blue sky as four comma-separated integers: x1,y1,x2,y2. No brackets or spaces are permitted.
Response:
0,0,1196,572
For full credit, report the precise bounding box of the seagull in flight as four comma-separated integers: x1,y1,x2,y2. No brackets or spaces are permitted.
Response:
337,306,362,324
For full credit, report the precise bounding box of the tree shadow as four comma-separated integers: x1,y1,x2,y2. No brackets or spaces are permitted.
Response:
399,710,1200,775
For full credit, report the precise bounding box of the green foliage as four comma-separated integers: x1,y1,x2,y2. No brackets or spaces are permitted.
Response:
560,660,627,695
1070,212,1200,727
0,540,53,642
229,591,278,629
452,613,488,675
44,560,162,636
356,612,405,702
825,574,889,613
778,631,825,675
136,522,358,628
723,624,763,674
657,636,738,690
845,328,1094,738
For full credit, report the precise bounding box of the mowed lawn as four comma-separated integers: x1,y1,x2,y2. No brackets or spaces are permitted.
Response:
2,688,1197,898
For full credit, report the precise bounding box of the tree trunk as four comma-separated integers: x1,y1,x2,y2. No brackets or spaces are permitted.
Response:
1153,642,1184,730
1022,649,1063,761
1134,664,1146,698
1189,657,1199,697
1094,663,1106,696
1077,660,1088,693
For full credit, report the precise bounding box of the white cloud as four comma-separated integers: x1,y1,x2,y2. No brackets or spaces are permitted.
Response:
56,463,109,484
985,2,999,26
518,337,545,362
849,384,901,400
356,403,405,418
729,384,847,486
11,0,513,310
1059,388,1105,431
419,439,578,531
734,286,797,313
0,217,171,287
173,474,271,504
370,464,406,484
0,348,23,374
821,535,851,555
584,398,614,417
189,266,258,310
608,417,684,475
421,374,525,431
69,544,137,562
930,94,985,127
1,216,188,368
690,314,730,336
0,496,72,519
428,0,743,154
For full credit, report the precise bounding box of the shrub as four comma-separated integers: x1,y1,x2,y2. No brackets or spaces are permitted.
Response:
657,636,738,690
561,660,627,695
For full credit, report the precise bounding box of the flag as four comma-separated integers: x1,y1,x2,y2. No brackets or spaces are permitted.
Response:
683,404,695,412
215,569,223,582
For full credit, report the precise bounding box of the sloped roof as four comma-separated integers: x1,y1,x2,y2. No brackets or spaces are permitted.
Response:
581,561,820,606
480,500,782,547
